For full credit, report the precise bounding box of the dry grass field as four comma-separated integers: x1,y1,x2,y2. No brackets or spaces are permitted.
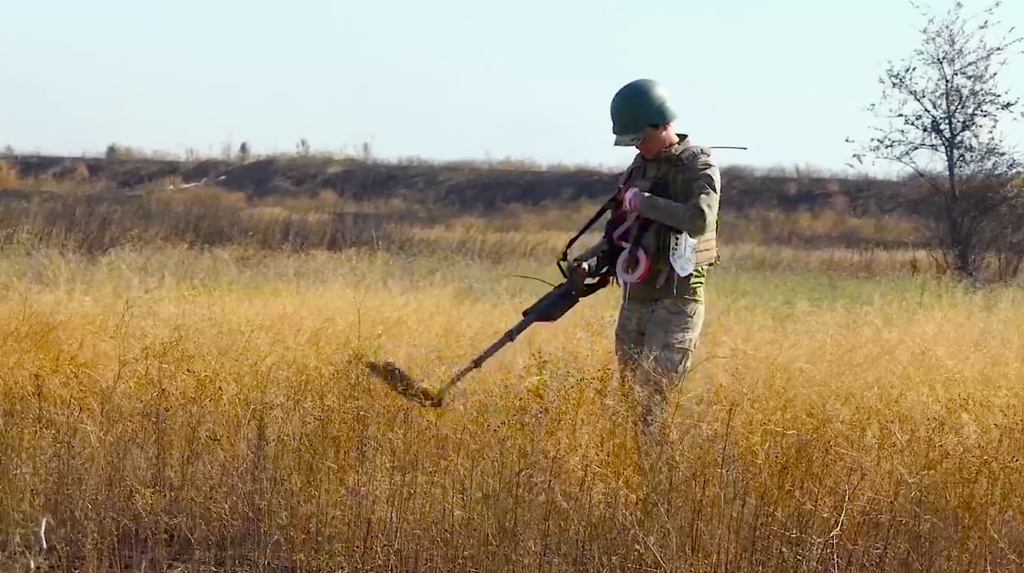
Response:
1,176,1023,571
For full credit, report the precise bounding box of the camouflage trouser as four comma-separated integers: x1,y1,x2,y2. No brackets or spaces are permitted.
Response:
614,295,705,434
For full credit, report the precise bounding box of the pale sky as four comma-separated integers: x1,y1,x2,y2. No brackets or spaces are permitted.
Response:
2,0,1022,176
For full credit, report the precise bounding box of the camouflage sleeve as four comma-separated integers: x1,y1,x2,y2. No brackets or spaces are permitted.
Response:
633,157,721,237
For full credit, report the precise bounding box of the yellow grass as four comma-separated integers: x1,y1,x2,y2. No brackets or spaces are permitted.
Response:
0,161,20,188
1,239,1023,572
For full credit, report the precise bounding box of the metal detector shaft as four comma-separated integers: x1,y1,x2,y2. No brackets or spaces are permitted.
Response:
369,253,609,407
432,316,536,403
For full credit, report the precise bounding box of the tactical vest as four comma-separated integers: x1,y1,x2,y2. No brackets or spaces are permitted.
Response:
610,142,720,300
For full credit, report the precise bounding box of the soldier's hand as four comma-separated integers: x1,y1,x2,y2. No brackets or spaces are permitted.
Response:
571,259,596,279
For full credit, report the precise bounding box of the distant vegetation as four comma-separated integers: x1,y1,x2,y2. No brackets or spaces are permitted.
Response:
1,144,915,214
3,142,1020,281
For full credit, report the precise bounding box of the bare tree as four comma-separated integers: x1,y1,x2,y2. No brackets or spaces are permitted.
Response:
854,1,1024,282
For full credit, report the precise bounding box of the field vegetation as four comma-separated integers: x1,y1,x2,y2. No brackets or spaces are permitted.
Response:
1,151,1023,572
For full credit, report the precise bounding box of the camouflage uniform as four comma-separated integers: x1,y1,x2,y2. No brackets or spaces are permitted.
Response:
573,79,722,435
613,138,720,432
577,136,721,435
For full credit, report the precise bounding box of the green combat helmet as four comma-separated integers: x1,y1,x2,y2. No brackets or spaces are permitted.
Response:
610,79,678,146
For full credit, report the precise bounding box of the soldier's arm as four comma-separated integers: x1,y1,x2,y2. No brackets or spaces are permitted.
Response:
633,160,721,237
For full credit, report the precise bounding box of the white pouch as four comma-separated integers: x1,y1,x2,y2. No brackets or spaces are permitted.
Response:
668,231,698,277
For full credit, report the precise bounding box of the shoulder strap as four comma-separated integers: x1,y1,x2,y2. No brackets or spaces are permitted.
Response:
672,144,712,167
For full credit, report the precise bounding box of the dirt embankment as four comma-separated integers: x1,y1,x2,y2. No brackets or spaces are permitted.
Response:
2,154,914,217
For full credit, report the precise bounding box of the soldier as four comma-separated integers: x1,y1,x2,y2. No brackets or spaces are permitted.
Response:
574,79,721,438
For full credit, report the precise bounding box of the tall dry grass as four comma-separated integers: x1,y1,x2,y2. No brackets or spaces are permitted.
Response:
0,185,942,281
1,242,1023,572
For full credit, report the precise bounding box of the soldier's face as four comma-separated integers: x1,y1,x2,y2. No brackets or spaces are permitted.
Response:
635,125,676,159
